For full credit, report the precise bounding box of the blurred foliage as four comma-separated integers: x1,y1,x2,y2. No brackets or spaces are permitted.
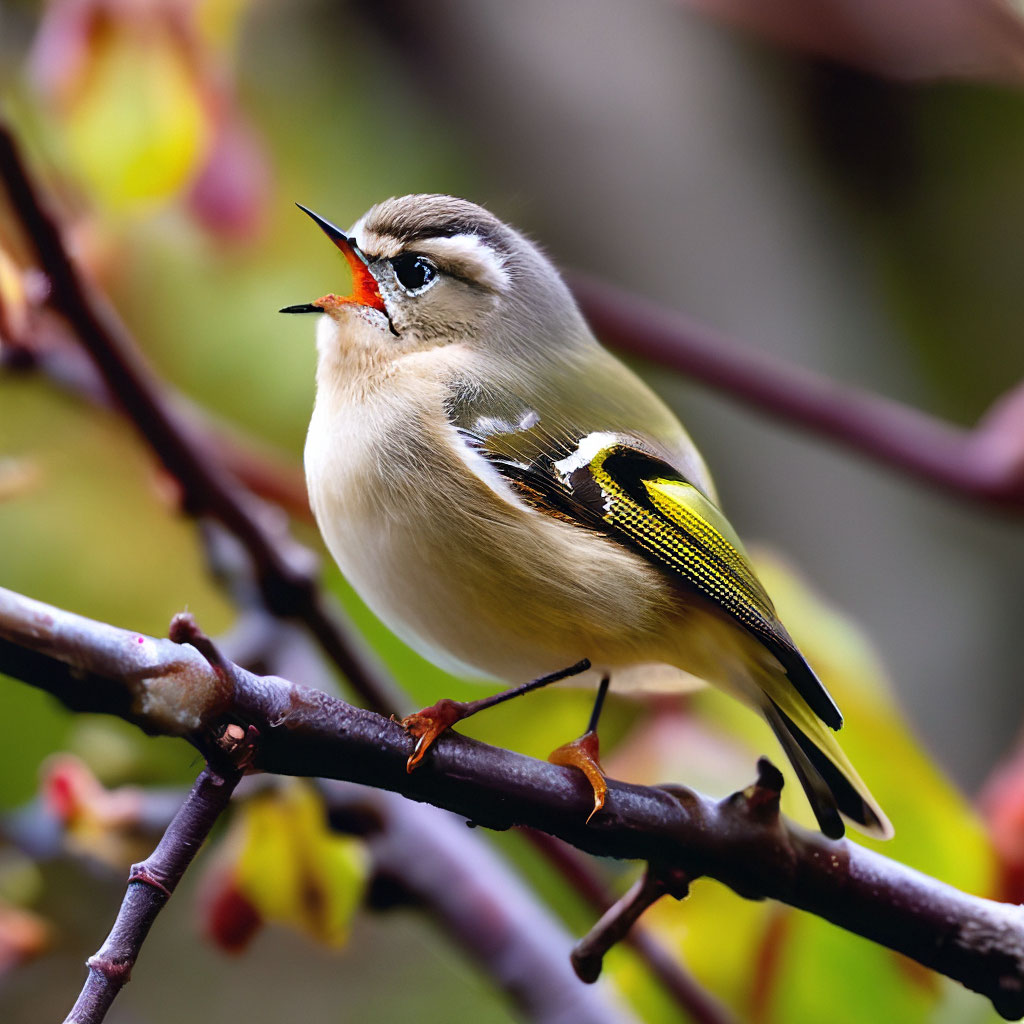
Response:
0,1,1021,1022
796,67,1024,423
56,17,210,208
203,780,368,953
37,753,156,869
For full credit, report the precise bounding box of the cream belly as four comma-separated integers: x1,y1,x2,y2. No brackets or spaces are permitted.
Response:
304,391,714,689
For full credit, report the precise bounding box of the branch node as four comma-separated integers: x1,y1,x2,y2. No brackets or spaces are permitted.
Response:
168,612,231,681
725,756,785,825
61,764,242,1022
84,954,132,984
213,721,261,770
571,863,691,984
755,756,785,795
127,863,173,899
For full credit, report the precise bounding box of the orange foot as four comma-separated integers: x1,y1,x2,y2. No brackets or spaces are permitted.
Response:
548,731,608,823
396,699,468,772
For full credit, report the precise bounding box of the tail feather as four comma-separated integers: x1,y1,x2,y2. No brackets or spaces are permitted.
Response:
763,700,845,838
762,694,893,841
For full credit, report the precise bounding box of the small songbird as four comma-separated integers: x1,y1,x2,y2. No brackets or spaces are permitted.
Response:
285,195,892,840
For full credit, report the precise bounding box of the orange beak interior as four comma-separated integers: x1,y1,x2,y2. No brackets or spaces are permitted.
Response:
315,236,387,313
295,204,387,314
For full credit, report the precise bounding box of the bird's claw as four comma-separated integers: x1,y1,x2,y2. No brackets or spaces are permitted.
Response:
396,698,467,772
548,730,608,823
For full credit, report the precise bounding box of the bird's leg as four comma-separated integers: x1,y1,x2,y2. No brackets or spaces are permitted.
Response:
548,674,611,823
398,658,591,772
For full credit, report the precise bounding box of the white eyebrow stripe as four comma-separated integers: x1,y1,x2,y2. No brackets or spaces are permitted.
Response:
416,234,511,292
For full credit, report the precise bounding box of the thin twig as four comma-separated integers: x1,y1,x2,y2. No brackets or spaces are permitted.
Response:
63,763,243,1024
523,830,739,1024
571,865,690,985
2,586,1023,1021
571,273,1024,512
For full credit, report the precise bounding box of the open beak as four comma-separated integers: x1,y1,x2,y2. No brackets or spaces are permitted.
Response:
279,204,390,319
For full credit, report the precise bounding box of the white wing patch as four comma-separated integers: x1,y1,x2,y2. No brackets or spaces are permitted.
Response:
553,431,619,478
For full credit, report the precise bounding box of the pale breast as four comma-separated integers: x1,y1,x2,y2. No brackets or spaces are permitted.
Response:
304,373,683,684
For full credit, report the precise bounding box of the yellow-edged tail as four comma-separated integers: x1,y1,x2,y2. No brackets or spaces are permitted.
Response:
762,684,893,840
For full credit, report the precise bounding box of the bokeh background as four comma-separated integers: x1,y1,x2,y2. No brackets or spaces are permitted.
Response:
1,1,1023,1022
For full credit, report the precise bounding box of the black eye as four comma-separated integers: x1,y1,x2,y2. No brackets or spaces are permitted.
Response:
391,253,436,292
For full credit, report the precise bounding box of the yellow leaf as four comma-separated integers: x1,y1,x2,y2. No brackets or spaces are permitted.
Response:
62,19,211,210
234,781,368,948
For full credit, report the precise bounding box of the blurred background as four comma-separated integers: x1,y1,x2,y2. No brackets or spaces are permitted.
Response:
1,1,1023,1021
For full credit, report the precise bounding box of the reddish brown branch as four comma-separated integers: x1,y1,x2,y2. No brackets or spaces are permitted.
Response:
63,764,243,1024
571,273,1024,512
2,587,1023,1021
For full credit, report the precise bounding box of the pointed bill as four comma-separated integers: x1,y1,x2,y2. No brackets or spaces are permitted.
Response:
281,204,388,314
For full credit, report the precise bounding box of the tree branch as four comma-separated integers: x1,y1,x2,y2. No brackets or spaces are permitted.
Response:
63,763,243,1024
572,273,1024,512
2,585,1022,1020
570,864,691,985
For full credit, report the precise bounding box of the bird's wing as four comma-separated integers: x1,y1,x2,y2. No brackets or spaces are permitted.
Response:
463,427,842,730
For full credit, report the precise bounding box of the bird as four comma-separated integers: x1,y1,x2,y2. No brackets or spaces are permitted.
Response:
283,194,892,841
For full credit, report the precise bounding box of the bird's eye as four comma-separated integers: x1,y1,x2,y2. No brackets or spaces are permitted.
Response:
391,253,437,293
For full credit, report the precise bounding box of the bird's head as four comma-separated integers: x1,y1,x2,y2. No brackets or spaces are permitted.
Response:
282,194,583,366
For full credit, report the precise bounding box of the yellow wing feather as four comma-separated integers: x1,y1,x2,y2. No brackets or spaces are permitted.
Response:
482,433,840,726
473,429,887,837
